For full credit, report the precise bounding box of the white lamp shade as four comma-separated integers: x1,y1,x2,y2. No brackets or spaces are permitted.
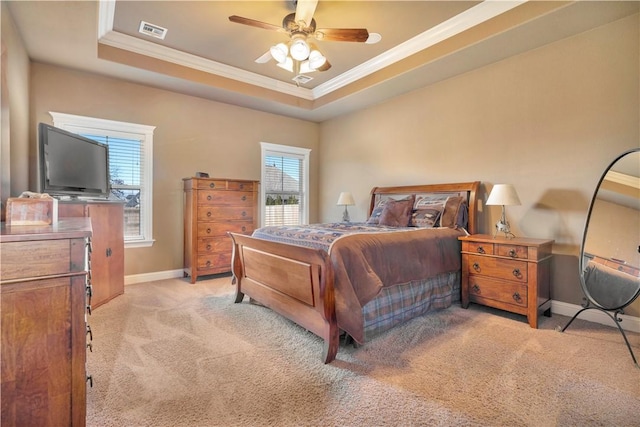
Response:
270,43,288,63
289,38,310,61
276,56,294,72
307,50,326,69
337,192,355,206
486,184,521,206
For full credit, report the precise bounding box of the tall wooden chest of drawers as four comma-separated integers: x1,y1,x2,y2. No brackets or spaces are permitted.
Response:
1,218,92,426
459,234,554,328
183,177,258,283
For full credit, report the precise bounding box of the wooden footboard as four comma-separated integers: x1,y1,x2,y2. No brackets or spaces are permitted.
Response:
229,232,339,363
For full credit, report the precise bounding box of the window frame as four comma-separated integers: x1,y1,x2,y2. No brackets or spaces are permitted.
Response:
49,111,155,248
260,142,310,227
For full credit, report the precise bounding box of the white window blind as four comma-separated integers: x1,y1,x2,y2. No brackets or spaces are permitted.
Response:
261,143,310,227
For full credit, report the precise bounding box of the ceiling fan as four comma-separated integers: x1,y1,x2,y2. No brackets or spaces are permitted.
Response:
229,0,375,79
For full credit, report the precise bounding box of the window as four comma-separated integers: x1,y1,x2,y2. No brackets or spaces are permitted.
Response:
261,142,310,226
50,112,155,247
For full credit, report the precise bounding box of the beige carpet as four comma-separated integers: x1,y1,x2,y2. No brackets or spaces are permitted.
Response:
86,276,640,427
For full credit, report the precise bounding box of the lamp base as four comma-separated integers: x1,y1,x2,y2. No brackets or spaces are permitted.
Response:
342,206,350,222
494,219,515,239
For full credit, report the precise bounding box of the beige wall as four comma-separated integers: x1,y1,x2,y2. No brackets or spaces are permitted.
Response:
0,1,30,206
29,63,320,276
319,14,640,315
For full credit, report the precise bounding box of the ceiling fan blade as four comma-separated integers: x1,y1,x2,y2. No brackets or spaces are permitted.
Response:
229,15,285,33
317,58,331,72
294,0,318,29
315,28,369,42
255,51,273,64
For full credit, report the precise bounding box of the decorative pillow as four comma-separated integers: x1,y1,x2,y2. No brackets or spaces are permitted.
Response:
440,196,468,229
378,195,415,227
411,195,447,228
367,195,414,225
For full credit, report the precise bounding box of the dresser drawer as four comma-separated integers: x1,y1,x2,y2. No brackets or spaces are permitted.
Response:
467,254,527,282
197,236,232,254
196,180,228,190
228,181,254,191
197,252,232,271
1,239,86,281
197,205,253,221
197,221,253,238
197,191,254,207
468,275,528,308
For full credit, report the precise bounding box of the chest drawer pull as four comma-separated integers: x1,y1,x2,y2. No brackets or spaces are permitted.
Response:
209,183,215,188
206,244,212,250
472,262,481,272
509,249,517,258
207,195,212,201
207,211,212,217
242,211,247,217
242,195,247,201
242,226,247,232
512,268,522,279
206,260,211,267
472,284,480,294
476,246,485,254
206,228,211,234
512,292,522,303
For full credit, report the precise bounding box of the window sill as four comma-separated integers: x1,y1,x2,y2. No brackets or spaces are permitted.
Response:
125,239,155,249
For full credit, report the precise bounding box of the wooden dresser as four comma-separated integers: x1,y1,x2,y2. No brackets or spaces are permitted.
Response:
183,177,258,283
58,201,124,308
1,218,92,426
459,234,554,328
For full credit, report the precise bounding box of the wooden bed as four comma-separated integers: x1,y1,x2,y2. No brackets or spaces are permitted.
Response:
229,182,480,363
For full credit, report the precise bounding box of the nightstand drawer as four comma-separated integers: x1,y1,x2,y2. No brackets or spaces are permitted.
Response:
468,275,528,308
463,241,494,255
467,254,527,282
495,244,528,259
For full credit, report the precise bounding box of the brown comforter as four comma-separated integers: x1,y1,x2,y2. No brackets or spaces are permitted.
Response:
331,227,464,342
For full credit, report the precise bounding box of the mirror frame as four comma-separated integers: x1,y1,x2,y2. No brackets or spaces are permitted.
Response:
579,147,640,311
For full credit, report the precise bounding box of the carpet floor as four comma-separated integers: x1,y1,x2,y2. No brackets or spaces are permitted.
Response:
86,276,640,426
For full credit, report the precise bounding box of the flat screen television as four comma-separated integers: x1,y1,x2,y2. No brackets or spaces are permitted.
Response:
39,123,110,199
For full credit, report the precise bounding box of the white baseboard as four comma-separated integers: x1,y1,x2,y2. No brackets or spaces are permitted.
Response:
552,300,640,333
124,269,184,285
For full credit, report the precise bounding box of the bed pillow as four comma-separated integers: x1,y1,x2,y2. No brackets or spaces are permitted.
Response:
378,195,415,227
440,196,468,229
367,195,414,225
411,196,447,228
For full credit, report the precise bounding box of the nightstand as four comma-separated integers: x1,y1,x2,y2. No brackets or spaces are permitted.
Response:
459,234,554,328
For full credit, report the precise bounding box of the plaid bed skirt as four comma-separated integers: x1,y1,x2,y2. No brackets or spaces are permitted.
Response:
362,270,461,341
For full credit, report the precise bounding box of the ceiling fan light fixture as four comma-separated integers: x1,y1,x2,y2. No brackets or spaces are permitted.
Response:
307,50,326,70
270,43,289,63
289,35,310,61
276,56,294,72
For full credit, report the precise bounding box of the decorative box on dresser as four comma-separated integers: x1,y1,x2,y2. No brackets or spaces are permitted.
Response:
58,201,124,308
183,177,259,283
459,234,554,328
1,218,92,426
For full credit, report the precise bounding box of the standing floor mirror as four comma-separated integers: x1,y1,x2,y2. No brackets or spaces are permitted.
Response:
559,148,640,368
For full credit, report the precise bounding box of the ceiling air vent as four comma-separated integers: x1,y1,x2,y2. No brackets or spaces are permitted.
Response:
292,74,313,85
138,21,168,40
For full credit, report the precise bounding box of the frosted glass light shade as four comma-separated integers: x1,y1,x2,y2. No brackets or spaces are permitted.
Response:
290,38,310,61
307,50,326,69
270,43,288,63
337,192,355,206
486,184,521,206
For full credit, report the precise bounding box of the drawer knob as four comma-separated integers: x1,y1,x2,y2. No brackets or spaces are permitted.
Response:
206,244,212,250
209,183,215,188
472,262,480,272
207,211,212,217
471,284,481,294
207,195,212,201
476,246,485,254
206,228,211,234
206,260,211,267
241,226,247,232
509,249,517,258
512,268,522,279
512,292,522,303
242,195,247,201
242,211,247,217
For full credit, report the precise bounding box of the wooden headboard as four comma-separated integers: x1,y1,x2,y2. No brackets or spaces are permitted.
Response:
368,181,481,235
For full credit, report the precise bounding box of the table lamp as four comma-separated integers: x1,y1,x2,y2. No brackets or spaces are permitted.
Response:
486,184,521,238
337,192,355,222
